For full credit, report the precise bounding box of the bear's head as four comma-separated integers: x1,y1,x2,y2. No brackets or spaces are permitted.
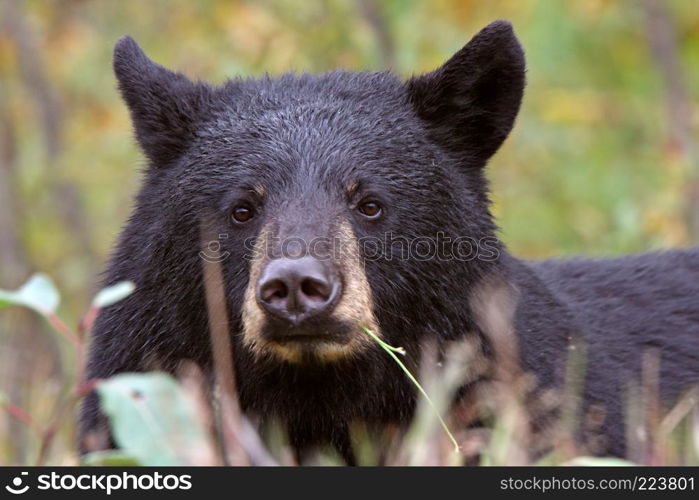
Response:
112,20,524,366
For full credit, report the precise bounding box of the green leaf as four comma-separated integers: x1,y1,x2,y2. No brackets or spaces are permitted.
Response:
92,281,135,309
565,456,636,466
81,450,142,466
97,372,211,466
0,274,60,315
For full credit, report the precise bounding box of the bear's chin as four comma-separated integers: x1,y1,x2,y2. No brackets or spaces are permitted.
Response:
265,339,358,364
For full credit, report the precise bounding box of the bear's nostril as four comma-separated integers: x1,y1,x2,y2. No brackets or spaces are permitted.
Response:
260,279,288,303
300,277,331,302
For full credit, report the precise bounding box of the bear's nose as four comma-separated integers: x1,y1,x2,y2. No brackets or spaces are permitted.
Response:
256,256,340,324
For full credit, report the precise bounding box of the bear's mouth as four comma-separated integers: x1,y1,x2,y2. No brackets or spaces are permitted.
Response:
269,332,351,345
261,318,354,346
254,316,362,363
247,315,378,363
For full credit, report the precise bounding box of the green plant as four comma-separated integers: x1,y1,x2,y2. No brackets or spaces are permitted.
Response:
0,274,134,465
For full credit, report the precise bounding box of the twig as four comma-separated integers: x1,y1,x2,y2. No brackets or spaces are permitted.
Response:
46,313,82,348
0,400,42,437
34,379,98,466
200,222,276,466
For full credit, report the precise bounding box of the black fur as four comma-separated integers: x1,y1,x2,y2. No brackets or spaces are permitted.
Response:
81,21,699,460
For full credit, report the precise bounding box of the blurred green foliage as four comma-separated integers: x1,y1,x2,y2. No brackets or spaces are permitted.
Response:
1,0,698,464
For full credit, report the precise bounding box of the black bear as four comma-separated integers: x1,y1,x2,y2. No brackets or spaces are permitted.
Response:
80,20,699,462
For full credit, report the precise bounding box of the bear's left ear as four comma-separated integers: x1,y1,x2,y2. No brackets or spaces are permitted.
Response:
113,36,214,168
407,20,525,165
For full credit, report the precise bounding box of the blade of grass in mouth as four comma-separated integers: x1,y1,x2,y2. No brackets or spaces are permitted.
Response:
361,327,460,453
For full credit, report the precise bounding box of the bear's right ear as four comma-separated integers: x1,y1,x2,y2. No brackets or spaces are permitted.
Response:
407,21,525,166
113,36,213,167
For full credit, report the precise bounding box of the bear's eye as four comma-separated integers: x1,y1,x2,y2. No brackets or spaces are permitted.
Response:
357,200,382,219
231,203,255,224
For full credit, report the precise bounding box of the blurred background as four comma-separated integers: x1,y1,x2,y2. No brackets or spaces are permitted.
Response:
0,0,698,464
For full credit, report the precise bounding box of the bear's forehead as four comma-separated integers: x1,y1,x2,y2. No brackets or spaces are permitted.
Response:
188,118,435,192
194,77,427,161
207,71,412,131
180,71,443,196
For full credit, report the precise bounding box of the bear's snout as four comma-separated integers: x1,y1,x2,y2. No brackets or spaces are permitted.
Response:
256,256,341,326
